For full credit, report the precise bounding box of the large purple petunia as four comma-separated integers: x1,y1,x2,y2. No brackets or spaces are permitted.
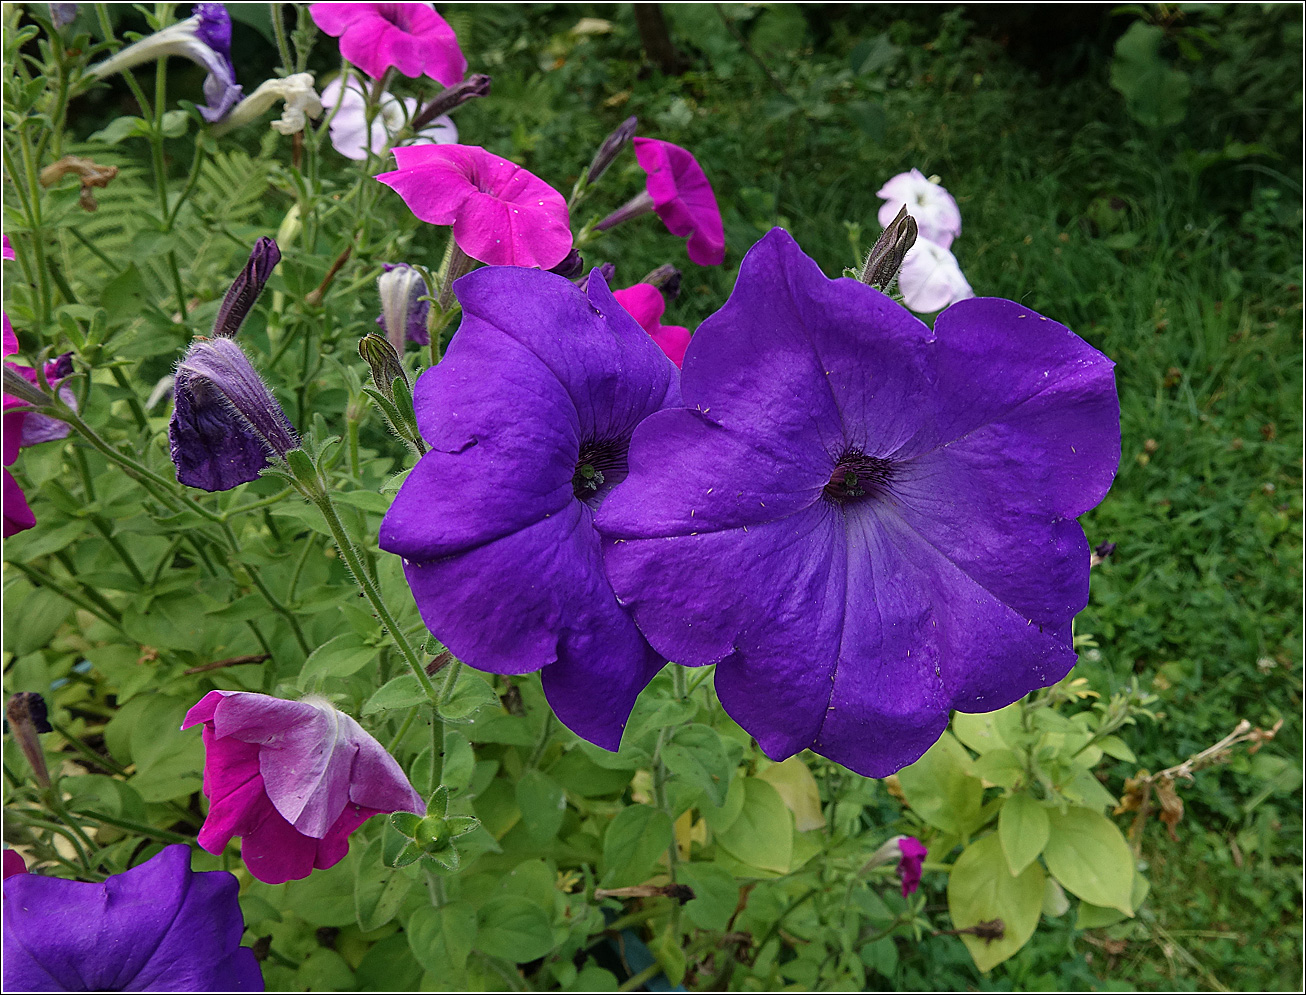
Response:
379,266,681,750
2,844,263,991
597,228,1119,777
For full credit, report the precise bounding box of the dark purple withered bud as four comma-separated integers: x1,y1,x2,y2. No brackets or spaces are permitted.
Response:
580,262,616,293
859,205,918,291
586,115,638,185
1094,541,1117,559
169,338,299,492
549,249,584,279
641,264,681,299
7,693,52,787
411,73,493,131
213,237,281,339
376,263,430,351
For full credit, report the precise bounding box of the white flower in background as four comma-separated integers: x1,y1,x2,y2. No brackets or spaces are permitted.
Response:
876,168,962,249
320,72,457,161
212,73,323,136
895,237,974,314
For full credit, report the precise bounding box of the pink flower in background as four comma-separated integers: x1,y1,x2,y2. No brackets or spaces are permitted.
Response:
376,144,572,268
3,317,74,538
310,3,465,85
613,283,691,367
3,235,12,261
598,138,724,266
320,71,457,161
182,691,424,885
895,237,973,314
2,849,26,881
876,169,962,249
897,836,928,896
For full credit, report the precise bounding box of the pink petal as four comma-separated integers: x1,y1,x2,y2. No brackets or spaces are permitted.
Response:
3,469,35,537
649,324,691,368
634,138,725,266
612,284,665,334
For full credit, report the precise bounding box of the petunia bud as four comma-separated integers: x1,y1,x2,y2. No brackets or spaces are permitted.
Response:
859,205,918,291
641,263,681,299
375,263,430,351
6,692,52,788
549,249,585,279
169,338,299,491
586,115,638,184
358,332,409,405
214,237,281,339
410,73,492,132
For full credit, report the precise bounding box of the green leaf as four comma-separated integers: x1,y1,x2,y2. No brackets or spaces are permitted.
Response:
439,668,498,721
474,896,554,963
953,704,1020,754
601,804,673,887
89,115,150,145
998,793,1049,876
947,833,1045,972
409,901,477,972
679,863,739,931
654,921,687,986
515,769,567,845
1110,21,1190,129
661,723,732,807
298,632,376,685
973,748,1025,790
159,109,190,138
336,490,392,514
1043,807,1135,915
1042,878,1070,918
897,732,983,837
1097,735,1136,763
353,839,412,931
714,778,793,874
362,674,429,714
758,756,825,831
1074,871,1149,928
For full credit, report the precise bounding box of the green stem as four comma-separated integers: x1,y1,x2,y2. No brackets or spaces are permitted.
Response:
386,705,420,754
9,560,124,633
219,520,311,656
271,2,294,73
70,808,192,844
109,366,151,431
222,486,295,520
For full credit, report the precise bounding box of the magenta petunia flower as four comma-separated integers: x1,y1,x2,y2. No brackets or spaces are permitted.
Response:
613,283,691,368
897,836,928,896
182,691,424,885
376,144,572,269
877,169,962,250
378,266,680,750
2,844,263,991
2,848,25,881
597,228,1120,777
598,138,725,266
4,321,74,538
310,3,465,86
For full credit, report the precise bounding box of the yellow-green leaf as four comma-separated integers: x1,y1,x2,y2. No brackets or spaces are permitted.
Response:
998,793,1049,876
758,756,826,831
1043,807,1135,914
947,833,1045,972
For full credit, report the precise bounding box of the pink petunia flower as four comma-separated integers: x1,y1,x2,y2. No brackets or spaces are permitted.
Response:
3,318,74,538
895,237,973,314
597,139,725,266
2,849,26,881
876,169,962,250
613,283,691,367
310,3,465,86
376,144,573,269
896,836,928,896
182,690,424,885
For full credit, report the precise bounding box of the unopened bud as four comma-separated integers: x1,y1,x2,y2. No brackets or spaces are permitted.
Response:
7,693,52,788
214,237,281,339
641,264,681,299
549,249,584,279
359,332,409,405
859,205,917,291
411,73,492,131
376,263,430,351
587,115,637,184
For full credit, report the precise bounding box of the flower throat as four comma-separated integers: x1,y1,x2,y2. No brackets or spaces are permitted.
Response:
824,449,894,505
572,438,630,503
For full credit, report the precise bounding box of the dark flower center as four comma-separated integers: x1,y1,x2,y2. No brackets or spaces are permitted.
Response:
375,3,415,31
572,438,629,505
824,449,894,505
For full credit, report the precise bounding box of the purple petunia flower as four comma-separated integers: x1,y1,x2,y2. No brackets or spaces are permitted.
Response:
377,262,430,349
2,844,264,991
597,138,725,266
597,228,1120,777
310,3,466,86
376,145,573,269
183,691,424,885
378,266,680,750
87,3,242,122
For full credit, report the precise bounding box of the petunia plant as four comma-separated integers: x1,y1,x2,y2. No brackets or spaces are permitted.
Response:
2,5,1238,994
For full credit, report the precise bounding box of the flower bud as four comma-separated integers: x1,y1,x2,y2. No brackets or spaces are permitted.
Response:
410,73,492,132
586,115,638,184
859,205,917,291
169,338,299,491
358,332,409,405
549,249,584,279
214,237,281,339
641,263,681,299
376,263,430,351
6,692,52,788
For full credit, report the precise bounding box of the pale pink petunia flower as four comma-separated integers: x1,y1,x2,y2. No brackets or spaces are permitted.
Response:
613,283,691,367
876,168,962,249
310,3,465,85
320,71,456,161
895,237,973,314
182,690,424,885
375,144,573,269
